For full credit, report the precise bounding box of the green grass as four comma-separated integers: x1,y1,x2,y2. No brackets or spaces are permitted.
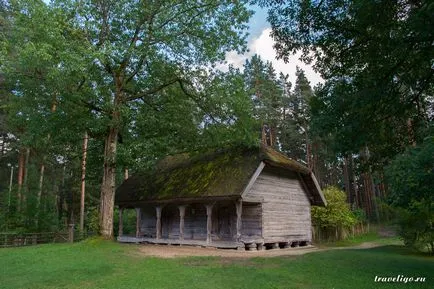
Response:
0,239,432,289
318,231,402,248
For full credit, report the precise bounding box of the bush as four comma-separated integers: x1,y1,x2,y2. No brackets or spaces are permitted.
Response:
312,186,358,229
311,186,359,241
396,201,433,253
385,136,434,254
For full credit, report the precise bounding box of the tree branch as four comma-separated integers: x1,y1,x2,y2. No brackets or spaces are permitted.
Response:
125,78,179,101
177,79,219,124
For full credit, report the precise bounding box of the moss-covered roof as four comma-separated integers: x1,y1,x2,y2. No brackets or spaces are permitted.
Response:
115,146,326,206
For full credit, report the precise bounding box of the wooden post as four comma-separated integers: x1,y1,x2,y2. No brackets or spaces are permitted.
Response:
135,208,141,238
118,207,123,237
156,206,162,239
178,205,186,240
68,224,74,243
205,204,213,244
235,199,242,241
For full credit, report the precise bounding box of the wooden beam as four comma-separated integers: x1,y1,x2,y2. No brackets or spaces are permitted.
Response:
241,162,265,197
310,172,327,206
178,205,186,241
242,196,263,203
205,204,213,244
156,206,162,239
118,207,123,237
235,199,242,241
135,208,141,238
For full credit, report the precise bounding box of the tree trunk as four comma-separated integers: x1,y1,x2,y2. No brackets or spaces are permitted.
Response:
305,131,311,169
370,172,380,222
407,118,416,147
261,124,267,145
343,156,350,202
37,164,45,208
35,163,45,228
79,131,89,233
99,124,118,238
59,165,66,226
312,142,321,186
99,74,124,238
17,148,25,212
270,125,277,147
22,147,30,211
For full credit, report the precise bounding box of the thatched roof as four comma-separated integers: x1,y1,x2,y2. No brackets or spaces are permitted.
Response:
115,146,326,206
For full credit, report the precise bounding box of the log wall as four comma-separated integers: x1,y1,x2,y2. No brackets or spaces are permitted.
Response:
241,203,262,239
245,167,312,242
139,205,156,238
138,202,238,242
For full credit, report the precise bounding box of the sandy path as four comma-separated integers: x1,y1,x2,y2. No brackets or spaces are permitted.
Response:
133,242,384,259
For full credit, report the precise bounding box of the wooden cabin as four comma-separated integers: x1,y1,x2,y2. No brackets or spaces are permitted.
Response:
115,146,326,250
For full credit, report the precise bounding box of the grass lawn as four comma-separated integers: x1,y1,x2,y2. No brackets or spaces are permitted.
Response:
0,239,432,289
317,231,402,248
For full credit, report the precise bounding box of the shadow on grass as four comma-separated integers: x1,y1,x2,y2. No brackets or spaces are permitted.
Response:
367,245,434,258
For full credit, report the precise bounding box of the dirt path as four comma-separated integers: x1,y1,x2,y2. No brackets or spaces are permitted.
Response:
134,241,386,259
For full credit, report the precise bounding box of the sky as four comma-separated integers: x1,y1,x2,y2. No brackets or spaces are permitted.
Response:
221,5,323,88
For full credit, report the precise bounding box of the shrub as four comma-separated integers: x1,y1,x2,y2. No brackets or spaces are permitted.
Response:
312,186,358,229
311,186,359,241
385,136,434,254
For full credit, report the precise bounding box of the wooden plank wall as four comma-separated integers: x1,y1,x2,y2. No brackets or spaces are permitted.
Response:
241,203,262,239
213,203,237,241
139,205,157,238
245,167,312,242
183,204,208,240
162,205,180,239
139,202,239,241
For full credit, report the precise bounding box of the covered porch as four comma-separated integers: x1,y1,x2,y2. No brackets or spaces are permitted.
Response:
117,198,255,250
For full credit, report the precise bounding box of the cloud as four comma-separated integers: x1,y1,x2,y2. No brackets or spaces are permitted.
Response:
220,28,323,88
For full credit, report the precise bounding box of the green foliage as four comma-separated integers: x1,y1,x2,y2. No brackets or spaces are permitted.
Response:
86,206,100,234
395,202,433,254
385,137,434,253
312,186,358,228
1,0,257,235
352,208,367,224
261,0,433,161
243,55,314,164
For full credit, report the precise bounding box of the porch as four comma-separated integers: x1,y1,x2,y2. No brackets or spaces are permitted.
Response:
117,236,243,249
117,198,260,249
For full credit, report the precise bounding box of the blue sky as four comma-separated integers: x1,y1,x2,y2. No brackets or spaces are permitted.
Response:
248,5,269,39
223,5,323,87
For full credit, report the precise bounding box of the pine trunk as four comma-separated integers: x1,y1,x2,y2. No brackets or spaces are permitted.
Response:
36,164,45,228
407,118,416,147
37,164,45,208
305,131,311,169
343,156,350,202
